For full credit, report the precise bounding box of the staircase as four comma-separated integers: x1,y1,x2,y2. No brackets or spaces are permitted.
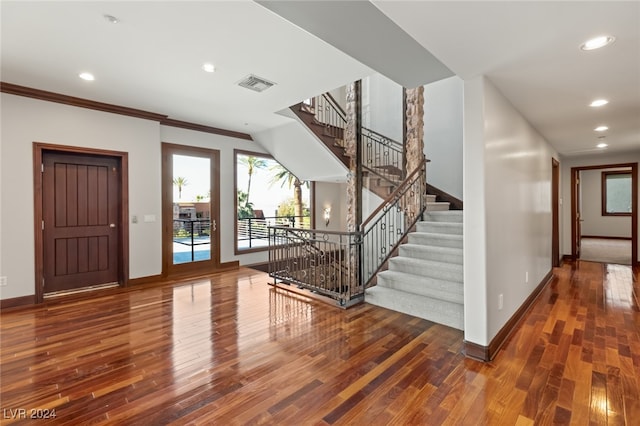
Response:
290,98,349,168
365,208,464,330
287,91,464,330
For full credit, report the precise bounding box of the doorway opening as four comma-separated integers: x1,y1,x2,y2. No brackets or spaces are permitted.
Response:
571,162,637,266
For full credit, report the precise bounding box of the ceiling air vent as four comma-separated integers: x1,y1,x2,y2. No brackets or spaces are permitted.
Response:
237,74,276,93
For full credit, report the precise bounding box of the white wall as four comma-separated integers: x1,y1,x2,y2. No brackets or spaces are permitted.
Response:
314,182,347,232
424,76,464,200
361,73,403,142
0,93,303,300
561,151,640,262
252,120,349,182
580,168,631,238
464,77,558,346
327,86,347,113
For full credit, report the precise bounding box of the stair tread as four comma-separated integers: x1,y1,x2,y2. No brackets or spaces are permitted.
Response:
390,256,462,271
378,270,463,292
418,220,462,226
365,286,464,330
411,232,463,239
401,243,463,253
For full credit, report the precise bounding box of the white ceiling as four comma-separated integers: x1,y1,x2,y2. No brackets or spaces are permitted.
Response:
2,1,639,157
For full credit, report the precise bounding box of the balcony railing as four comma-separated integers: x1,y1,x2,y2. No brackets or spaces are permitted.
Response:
173,219,211,262
238,215,310,250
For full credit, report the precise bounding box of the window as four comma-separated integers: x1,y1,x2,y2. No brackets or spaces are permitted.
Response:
602,171,632,216
234,150,313,254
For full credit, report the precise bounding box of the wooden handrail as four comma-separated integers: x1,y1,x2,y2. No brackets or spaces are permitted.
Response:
360,158,427,230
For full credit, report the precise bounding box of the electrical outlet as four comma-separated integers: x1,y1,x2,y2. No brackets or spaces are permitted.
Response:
498,293,503,310
0,276,7,286
525,271,529,283
132,215,138,224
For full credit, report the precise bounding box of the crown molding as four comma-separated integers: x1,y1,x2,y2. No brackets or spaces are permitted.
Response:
1,82,252,140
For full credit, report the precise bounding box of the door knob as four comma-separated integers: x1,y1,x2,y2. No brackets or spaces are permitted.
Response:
110,223,116,228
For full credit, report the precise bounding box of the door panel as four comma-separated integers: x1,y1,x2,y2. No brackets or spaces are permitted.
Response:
43,152,120,293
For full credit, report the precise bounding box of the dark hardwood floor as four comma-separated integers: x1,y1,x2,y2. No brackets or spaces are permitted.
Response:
1,261,638,425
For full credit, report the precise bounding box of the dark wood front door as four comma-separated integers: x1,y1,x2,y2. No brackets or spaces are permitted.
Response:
42,151,120,293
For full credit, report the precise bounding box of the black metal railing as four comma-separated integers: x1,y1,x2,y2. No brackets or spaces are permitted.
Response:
313,93,347,143
268,160,427,306
362,127,404,183
238,215,310,249
310,93,405,183
268,227,362,307
173,219,211,261
359,159,426,287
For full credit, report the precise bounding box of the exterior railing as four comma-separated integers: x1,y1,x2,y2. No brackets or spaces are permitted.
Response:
173,219,211,261
268,227,362,307
238,215,310,249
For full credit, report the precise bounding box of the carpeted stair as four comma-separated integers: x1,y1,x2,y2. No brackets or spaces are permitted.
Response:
365,209,464,330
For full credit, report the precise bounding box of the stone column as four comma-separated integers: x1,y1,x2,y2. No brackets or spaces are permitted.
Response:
345,81,361,232
405,86,425,174
403,86,426,220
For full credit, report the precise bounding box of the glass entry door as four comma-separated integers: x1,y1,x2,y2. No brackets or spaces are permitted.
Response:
172,154,211,264
162,143,220,276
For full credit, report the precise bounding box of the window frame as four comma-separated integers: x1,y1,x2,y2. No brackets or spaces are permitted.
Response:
233,149,315,255
601,170,632,216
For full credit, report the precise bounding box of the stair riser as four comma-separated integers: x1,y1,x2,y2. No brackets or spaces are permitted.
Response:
399,246,463,264
426,203,450,211
365,287,464,330
416,222,463,235
377,274,463,304
389,259,463,282
424,212,463,223
408,234,463,249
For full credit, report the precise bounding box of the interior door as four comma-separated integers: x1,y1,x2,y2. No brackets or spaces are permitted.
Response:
42,151,120,293
575,170,582,258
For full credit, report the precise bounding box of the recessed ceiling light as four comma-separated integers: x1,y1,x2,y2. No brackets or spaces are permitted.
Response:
103,14,119,24
589,99,608,107
202,63,216,73
580,35,615,51
594,126,609,132
597,143,608,149
79,72,95,81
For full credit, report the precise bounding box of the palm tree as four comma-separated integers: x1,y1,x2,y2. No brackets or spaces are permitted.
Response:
237,190,255,219
239,155,267,207
173,176,188,200
269,165,308,223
